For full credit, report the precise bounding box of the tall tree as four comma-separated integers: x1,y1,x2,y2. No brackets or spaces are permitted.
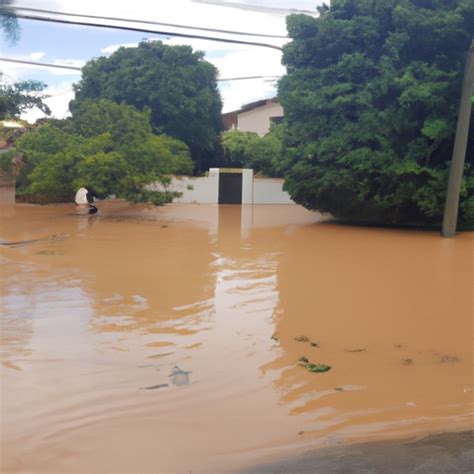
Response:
279,0,474,225
72,41,223,172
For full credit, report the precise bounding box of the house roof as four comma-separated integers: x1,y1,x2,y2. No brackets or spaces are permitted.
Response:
222,97,279,118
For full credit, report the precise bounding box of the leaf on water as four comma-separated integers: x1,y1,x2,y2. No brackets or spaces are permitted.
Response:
306,363,331,373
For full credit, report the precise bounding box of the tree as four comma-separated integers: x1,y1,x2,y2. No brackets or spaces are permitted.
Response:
0,0,20,44
221,124,284,177
14,100,193,204
72,41,223,172
0,80,51,119
279,0,474,225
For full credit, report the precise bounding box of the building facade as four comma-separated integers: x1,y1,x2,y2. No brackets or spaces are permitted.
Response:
222,98,283,137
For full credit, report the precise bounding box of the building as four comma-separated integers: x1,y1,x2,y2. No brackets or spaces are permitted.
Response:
222,97,283,137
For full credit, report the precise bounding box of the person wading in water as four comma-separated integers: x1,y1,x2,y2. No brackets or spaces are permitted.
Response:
75,187,98,215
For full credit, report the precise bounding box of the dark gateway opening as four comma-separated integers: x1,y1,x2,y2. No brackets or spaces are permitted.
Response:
218,171,243,204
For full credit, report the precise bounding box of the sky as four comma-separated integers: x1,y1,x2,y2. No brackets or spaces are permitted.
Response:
0,0,323,122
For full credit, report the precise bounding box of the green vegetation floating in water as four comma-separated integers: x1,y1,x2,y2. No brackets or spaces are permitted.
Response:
298,357,331,373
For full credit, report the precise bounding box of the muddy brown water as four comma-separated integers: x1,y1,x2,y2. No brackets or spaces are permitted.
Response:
0,201,472,473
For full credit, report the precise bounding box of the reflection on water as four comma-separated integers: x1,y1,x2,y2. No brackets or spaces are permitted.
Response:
1,201,472,472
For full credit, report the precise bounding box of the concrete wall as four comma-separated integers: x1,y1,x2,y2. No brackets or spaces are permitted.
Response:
237,102,284,137
151,169,295,205
150,168,220,204
252,178,294,204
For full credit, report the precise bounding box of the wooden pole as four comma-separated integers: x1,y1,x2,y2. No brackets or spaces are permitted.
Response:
441,39,474,237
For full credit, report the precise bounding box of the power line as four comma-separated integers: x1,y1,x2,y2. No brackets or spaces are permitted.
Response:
218,75,280,81
0,57,82,71
0,57,282,82
12,6,288,39
192,0,316,16
12,12,283,51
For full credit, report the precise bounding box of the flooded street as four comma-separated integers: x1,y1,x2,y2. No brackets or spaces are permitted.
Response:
1,202,473,473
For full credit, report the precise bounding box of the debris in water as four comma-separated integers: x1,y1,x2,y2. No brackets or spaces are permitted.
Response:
148,352,174,359
334,387,344,392
438,354,459,363
140,383,168,390
271,334,279,343
294,335,310,343
0,238,40,247
307,363,331,373
169,365,191,386
298,431,304,435
344,349,367,353
402,358,414,366
298,357,331,373
36,250,55,255
295,335,319,347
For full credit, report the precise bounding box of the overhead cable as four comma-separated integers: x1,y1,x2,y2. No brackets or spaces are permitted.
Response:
11,12,283,51
12,6,288,39
0,57,82,71
0,57,282,82
218,75,280,81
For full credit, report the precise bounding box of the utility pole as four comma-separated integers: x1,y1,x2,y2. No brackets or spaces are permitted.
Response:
441,39,474,237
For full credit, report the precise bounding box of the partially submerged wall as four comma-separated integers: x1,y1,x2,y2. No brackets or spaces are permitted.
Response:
252,177,294,204
152,169,295,205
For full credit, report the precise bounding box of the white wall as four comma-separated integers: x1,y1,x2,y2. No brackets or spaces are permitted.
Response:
150,170,295,205
237,102,284,137
252,178,294,204
150,168,219,204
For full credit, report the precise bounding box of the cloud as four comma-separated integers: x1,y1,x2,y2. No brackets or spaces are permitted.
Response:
30,52,46,61
101,42,139,54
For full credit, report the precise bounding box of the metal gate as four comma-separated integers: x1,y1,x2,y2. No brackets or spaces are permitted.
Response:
218,171,242,204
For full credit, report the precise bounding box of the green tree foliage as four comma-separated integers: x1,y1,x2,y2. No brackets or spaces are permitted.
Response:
279,0,474,225
14,99,193,204
72,41,223,172
221,124,284,177
0,0,20,44
0,80,50,119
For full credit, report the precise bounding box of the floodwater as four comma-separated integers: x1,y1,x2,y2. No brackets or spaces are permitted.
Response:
0,201,472,473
